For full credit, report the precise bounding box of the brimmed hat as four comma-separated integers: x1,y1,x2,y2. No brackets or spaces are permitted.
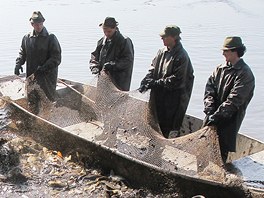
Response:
160,25,181,37
29,11,45,23
99,17,119,28
222,36,244,50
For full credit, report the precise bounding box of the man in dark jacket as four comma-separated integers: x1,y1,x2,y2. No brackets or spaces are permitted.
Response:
139,25,194,138
90,17,134,91
15,11,61,102
203,36,255,162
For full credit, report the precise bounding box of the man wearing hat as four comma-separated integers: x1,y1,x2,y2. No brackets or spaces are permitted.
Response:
139,25,194,138
89,17,134,91
203,36,255,162
15,11,61,108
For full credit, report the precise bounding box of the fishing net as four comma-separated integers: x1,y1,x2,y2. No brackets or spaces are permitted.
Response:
0,73,231,185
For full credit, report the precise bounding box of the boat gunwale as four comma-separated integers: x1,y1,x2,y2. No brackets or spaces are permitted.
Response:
7,98,229,188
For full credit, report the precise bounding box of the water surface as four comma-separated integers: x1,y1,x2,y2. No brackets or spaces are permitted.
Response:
0,0,264,141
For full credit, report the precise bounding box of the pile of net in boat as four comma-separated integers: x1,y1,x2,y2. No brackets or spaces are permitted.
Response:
19,72,228,184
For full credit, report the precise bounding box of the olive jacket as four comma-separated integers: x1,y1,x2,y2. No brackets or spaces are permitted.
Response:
16,27,61,100
90,30,134,91
143,42,194,137
203,59,255,152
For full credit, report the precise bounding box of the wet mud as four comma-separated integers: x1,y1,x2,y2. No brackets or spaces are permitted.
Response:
1,129,259,198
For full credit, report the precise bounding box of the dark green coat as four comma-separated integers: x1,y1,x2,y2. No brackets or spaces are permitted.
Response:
203,59,255,152
16,27,61,101
91,30,134,91
144,42,194,137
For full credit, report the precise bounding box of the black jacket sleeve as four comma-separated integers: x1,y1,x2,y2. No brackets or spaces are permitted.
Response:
42,34,61,70
162,54,192,90
113,37,134,71
204,69,218,115
213,68,255,119
15,36,27,67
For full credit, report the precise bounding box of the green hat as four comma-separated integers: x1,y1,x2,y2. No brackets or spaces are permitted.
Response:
29,11,45,23
99,17,119,28
160,25,181,37
222,36,244,50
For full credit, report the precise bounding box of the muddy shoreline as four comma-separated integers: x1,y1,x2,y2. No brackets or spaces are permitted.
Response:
1,132,259,198
1,134,177,198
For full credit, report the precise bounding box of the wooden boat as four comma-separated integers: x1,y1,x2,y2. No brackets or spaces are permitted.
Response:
0,74,263,197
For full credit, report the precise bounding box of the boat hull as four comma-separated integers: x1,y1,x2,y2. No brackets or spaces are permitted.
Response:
1,74,263,197
7,100,248,198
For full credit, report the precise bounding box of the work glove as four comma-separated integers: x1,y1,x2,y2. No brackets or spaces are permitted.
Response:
138,84,148,93
138,77,151,93
91,67,99,74
14,65,23,75
145,78,163,88
90,62,100,75
138,78,161,93
103,61,115,71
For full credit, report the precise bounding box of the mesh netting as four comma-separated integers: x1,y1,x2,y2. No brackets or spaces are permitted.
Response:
17,72,228,184
1,73,232,185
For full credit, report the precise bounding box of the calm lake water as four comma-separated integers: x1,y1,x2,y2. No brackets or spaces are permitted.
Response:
0,0,264,141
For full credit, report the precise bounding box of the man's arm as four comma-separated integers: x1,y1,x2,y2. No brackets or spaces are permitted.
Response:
90,39,103,73
138,49,162,93
204,70,218,116
211,68,255,120
112,38,134,71
147,51,193,91
41,34,61,71
15,36,27,75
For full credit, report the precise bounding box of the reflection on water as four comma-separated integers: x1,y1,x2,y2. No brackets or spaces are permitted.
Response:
0,0,264,141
